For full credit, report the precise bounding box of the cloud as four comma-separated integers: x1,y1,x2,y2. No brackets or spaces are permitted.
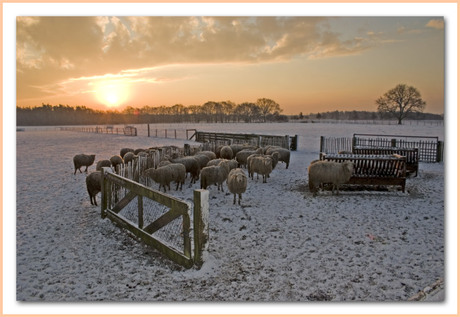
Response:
15,16,417,104
426,19,444,30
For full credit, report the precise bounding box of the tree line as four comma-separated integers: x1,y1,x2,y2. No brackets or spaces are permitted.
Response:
16,98,287,126
296,110,443,121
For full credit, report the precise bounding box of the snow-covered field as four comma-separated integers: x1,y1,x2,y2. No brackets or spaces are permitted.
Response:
13,122,448,312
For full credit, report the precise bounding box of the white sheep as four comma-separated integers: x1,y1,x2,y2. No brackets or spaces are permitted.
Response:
73,154,96,174
265,146,290,169
145,166,174,192
308,160,354,195
227,168,248,205
85,171,102,206
168,163,186,190
247,155,273,183
219,146,233,160
200,160,231,191
235,148,264,169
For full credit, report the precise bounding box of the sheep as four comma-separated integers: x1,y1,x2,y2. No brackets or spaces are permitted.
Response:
207,158,226,167
168,163,186,190
144,166,174,192
197,151,217,161
227,159,238,171
200,160,231,191
123,152,136,165
269,151,280,169
235,148,264,169
73,154,96,174
158,160,172,167
134,148,146,155
194,154,211,169
220,146,233,160
110,155,124,170
171,156,201,183
308,160,354,195
230,144,257,158
96,159,112,171
248,155,273,183
120,148,134,158
227,168,248,205
265,146,290,169
86,171,102,206
207,158,238,170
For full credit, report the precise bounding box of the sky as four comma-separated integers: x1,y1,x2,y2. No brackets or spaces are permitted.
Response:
16,15,445,115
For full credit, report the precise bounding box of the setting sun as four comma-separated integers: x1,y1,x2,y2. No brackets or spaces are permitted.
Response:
95,81,130,108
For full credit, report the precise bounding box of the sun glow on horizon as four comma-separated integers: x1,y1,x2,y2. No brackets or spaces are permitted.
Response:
95,81,130,108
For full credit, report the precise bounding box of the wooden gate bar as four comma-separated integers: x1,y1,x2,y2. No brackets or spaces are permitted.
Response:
100,168,207,269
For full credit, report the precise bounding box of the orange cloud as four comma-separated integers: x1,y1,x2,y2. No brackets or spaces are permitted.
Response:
426,19,444,30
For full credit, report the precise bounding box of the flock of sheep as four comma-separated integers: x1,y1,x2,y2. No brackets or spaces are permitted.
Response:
73,143,292,207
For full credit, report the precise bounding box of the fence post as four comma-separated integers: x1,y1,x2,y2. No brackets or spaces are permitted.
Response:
193,189,209,268
437,141,444,162
147,124,150,137
290,135,298,151
320,136,324,153
100,168,109,219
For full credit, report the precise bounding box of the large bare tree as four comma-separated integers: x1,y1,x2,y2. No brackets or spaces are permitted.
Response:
376,84,426,124
256,98,282,123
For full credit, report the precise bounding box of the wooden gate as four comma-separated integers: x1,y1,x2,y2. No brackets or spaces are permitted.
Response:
100,168,209,268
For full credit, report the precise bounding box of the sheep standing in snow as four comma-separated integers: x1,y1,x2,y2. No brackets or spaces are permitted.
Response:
265,146,290,169
247,155,273,183
144,166,174,192
168,163,186,190
200,160,231,191
73,154,96,175
207,158,238,171
235,148,263,169
96,159,112,171
86,171,102,206
194,153,211,170
227,168,248,205
171,156,201,183
220,146,233,160
308,160,354,195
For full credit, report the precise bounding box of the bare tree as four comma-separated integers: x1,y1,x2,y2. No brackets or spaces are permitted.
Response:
376,84,426,124
256,98,282,123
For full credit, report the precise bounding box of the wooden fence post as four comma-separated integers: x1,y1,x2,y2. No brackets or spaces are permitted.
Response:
437,141,444,162
100,167,109,219
147,124,150,137
193,189,209,268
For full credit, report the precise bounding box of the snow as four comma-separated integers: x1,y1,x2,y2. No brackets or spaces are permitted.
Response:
10,122,452,314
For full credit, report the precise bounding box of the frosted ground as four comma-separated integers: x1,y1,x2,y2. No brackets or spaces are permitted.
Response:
14,122,446,309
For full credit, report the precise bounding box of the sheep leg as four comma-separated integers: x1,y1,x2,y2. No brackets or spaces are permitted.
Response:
233,194,236,204
238,194,242,205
